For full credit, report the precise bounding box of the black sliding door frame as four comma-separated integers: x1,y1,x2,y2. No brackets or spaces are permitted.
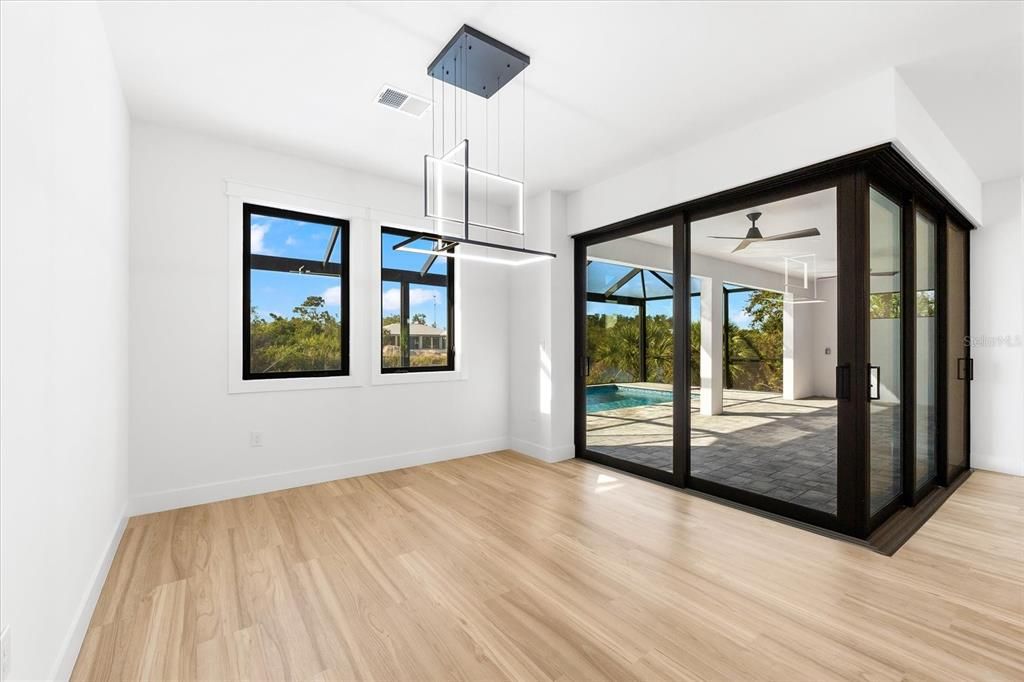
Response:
937,215,972,487
575,214,687,486
683,173,859,536
573,144,974,541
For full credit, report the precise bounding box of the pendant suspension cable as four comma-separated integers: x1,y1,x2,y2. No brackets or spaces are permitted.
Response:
431,71,436,157
497,85,501,178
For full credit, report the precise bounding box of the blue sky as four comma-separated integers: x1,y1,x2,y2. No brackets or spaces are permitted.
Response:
727,289,754,328
248,216,448,329
249,215,340,320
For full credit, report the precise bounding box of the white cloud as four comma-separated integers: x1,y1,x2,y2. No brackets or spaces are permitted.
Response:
381,286,438,314
285,236,297,246
251,222,273,255
322,285,341,307
731,308,752,326
409,287,437,306
382,288,400,313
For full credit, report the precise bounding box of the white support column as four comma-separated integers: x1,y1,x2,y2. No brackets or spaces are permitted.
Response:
699,275,723,415
784,292,814,400
783,292,797,400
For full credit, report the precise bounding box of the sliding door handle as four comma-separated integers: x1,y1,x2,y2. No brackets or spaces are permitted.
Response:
580,356,591,377
956,357,970,380
835,364,850,400
868,365,881,400
969,358,974,380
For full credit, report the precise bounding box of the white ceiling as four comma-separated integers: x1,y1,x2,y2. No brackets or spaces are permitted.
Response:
634,188,839,278
99,1,1023,194
898,36,1023,183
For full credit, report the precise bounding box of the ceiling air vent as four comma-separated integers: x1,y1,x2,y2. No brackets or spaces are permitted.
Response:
375,85,431,118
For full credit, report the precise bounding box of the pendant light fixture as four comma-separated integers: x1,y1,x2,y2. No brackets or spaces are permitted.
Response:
394,25,555,266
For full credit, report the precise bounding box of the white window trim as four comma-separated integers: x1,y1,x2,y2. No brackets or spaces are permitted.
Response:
225,181,367,394
369,211,467,386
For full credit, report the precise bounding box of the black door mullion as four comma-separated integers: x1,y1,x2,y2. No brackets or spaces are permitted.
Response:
836,171,869,537
901,196,918,505
673,212,689,487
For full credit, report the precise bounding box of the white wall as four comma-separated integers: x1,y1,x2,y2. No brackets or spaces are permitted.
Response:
0,2,131,680
128,123,511,511
892,73,983,229
507,191,574,461
971,177,1024,475
566,69,983,235
811,278,839,398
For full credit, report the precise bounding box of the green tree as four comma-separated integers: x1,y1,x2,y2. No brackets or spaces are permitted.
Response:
727,290,784,391
249,296,341,373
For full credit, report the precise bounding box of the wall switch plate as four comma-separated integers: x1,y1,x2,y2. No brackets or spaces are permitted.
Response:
1,625,11,682
249,431,263,447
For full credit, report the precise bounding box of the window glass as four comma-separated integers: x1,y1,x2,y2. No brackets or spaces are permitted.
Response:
868,187,902,514
245,205,347,378
380,228,454,372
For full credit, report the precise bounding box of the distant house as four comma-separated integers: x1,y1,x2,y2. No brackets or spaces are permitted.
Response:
382,322,448,351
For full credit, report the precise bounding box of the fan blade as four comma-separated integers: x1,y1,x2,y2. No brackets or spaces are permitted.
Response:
761,227,821,241
708,235,747,239
731,239,753,253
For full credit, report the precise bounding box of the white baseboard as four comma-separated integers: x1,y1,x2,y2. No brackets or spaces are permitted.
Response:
126,437,510,516
972,458,1024,477
509,437,574,464
51,503,129,682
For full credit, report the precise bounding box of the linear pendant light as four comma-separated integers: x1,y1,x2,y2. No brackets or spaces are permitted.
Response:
395,24,555,267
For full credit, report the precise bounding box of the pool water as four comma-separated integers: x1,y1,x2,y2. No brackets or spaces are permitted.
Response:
586,385,677,413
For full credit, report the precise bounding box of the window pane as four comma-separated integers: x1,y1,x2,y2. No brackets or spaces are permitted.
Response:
868,187,902,514
249,270,341,373
409,284,449,367
380,228,452,371
245,206,345,378
916,212,937,487
250,213,341,262
382,280,402,368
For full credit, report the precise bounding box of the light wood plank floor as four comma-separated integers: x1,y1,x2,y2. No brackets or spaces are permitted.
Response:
72,451,1024,681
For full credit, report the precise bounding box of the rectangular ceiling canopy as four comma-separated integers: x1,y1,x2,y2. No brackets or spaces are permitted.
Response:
427,24,530,99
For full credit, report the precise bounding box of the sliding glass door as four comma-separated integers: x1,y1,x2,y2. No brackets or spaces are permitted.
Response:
685,184,849,529
579,222,682,482
943,220,970,483
915,209,938,492
574,146,971,541
868,187,903,516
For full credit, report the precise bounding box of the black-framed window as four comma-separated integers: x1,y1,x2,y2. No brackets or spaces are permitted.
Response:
381,227,455,372
243,203,349,379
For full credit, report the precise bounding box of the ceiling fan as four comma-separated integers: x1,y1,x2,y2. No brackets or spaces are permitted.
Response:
710,212,821,253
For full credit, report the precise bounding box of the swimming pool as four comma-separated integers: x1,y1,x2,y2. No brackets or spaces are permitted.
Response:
586,384,679,413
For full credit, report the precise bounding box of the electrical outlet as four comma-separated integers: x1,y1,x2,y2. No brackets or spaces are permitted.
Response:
1,625,11,682
249,431,263,448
